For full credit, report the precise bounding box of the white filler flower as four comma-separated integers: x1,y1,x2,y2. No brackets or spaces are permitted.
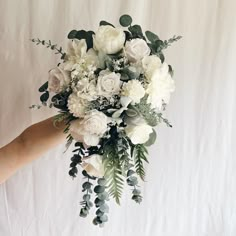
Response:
93,25,126,54
81,154,104,178
121,80,145,104
125,39,150,63
69,110,109,146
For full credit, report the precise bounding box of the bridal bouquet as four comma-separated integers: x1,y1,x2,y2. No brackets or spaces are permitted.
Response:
31,14,181,226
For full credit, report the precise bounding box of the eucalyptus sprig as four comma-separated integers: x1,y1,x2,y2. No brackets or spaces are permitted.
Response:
31,38,66,59
93,178,110,227
80,171,96,218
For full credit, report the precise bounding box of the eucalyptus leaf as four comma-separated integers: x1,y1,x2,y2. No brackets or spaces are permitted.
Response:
82,182,93,190
99,20,114,27
94,185,105,193
144,129,157,147
67,30,78,39
98,178,106,186
128,25,143,38
40,91,49,103
145,31,159,42
119,14,132,27
100,214,108,222
38,81,48,92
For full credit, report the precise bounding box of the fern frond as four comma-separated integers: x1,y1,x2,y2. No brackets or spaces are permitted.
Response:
133,144,148,181
103,144,124,204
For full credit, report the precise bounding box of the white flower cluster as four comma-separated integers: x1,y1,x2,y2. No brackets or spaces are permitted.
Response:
46,25,176,177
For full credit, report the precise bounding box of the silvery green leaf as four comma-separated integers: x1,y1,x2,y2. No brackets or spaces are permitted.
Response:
125,108,138,117
144,129,157,147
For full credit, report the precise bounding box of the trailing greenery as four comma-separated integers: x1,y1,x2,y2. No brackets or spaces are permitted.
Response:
93,178,110,227
31,38,66,59
69,142,85,178
133,144,148,181
126,169,142,204
103,143,124,204
80,171,95,218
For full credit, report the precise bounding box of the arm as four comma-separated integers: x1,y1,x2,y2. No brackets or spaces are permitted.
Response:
0,117,67,184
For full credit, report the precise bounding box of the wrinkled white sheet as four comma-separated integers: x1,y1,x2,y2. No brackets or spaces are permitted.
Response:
0,0,236,235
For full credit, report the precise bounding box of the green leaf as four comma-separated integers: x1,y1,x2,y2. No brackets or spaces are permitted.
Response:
98,178,106,186
40,91,49,103
144,129,157,147
38,81,48,92
99,20,114,27
119,14,132,27
103,145,124,204
67,30,78,39
94,186,105,193
133,144,148,181
82,182,93,190
145,31,159,42
128,25,143,38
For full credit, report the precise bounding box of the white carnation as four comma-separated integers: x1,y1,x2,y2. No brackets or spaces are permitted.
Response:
48,67,70,93
67,93,88,117
125,116,153,144
69,110,109,146
82,154,104,178
125,39,150,63
93,25,126,54
146,69,175,110
121,80,145,104
97,70,121,97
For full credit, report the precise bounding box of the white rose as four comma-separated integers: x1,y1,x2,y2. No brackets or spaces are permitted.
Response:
125,116,153,144
69,111,109,146
48,67,70,93
93,25,126,54
121,80,145,104
125,39,150,63
146,69,175,110
82,154,104,178
67,93,88,117
97,70,121,97
142,55,163,80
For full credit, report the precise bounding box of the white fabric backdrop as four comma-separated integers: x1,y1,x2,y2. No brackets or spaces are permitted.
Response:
0,0,236,235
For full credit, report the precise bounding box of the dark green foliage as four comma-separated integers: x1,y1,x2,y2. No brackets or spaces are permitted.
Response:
67,30,95,49
40,91,49,103
68,142,85,178
145,31,159,43
99,20,114,27
38,81,48,92
128,25,145,39
119,14,133,27
51,92,70,111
